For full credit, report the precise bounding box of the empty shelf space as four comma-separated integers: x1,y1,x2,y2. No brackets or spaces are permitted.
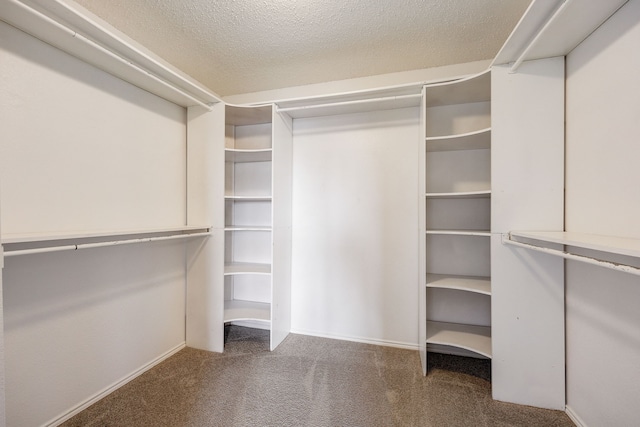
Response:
224,262,271,275
427,230,491,237
426,274,491,295
426,321,491,359
425,70,491,107
225,148,272,163
426,190,491,199
224,300,271,323
426,127,491,152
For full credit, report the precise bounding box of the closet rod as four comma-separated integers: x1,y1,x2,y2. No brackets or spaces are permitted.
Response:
276,93,422,113
510,0,570,73
502,234,640,277
5,0,213,110
3,231,210,257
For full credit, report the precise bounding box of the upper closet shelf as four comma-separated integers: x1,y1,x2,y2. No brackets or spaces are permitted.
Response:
426,128,491,152
492,0,628,71
225,149,272,163
1,0,221,108
504,231,640,277
426,190,491,199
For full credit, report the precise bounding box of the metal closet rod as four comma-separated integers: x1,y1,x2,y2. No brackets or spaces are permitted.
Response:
502,233,640,277
3,231,211,257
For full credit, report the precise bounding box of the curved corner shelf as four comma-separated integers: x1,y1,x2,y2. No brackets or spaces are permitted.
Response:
426,190,491,199
426,274,491,295
224,300,271,323
224,262,271,275
426,127,491,152
225,148,272,163
426,321,492,359
425,70,491,107
426,230,491,237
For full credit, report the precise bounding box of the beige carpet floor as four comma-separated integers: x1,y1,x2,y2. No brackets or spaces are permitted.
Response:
62,326,574,427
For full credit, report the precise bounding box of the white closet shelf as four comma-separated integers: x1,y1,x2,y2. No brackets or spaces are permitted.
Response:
224,262,271,275
426,190,491,199
1,225,210,245
225,148,272,163
425,70,491,107
426,230,491,237
509,231,640,258
224,195,272,201
224,225,272,232
426,128,491,152
505,231,640,277
224,300,271,323
426,274,491,295
426,321,492,359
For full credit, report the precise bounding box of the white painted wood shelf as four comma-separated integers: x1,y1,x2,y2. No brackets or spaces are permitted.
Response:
224,195,272,201
224,225,272,232
426,230,491,237
426,321,492,359
426,190,491,199
510,231,640,259
225,148,272,163
426,70,491,107
1,225,210,245
224,300,271,323
224,263,271,275
426,128,491,152
426,274,491,295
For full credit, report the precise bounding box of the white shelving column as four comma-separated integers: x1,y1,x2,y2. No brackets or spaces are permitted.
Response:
491,57,565,410
186,103,226,352
223,105,293,351
422,70,493,370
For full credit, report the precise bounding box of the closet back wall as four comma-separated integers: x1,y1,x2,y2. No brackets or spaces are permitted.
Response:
0,22,187,426
291,107,420,348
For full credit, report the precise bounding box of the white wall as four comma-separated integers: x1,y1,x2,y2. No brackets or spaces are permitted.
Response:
290,107,420,348
0,22,188,426
565,1,640,425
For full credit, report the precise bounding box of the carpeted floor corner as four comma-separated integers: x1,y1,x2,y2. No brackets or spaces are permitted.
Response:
61,326,574,427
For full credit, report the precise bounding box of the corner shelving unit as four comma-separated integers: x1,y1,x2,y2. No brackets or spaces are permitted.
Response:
223,104,293,351
419,70,493,373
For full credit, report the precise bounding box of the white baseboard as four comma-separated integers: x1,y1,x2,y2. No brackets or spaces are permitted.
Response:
289,328,419,351
46,342,186,427
565,405,587,427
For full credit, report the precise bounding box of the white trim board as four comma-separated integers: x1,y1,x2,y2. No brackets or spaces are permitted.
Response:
565,405,587,427
45,343,186,427
290,328,420,351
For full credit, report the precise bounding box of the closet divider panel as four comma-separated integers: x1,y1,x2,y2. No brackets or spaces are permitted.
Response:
186,103,226,352
491,57,565,410
271,109,294,350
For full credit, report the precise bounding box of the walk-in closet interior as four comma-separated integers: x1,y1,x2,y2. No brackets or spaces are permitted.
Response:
1,0,639,426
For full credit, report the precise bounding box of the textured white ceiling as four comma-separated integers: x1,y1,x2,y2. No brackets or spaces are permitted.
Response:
72,0,531,96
